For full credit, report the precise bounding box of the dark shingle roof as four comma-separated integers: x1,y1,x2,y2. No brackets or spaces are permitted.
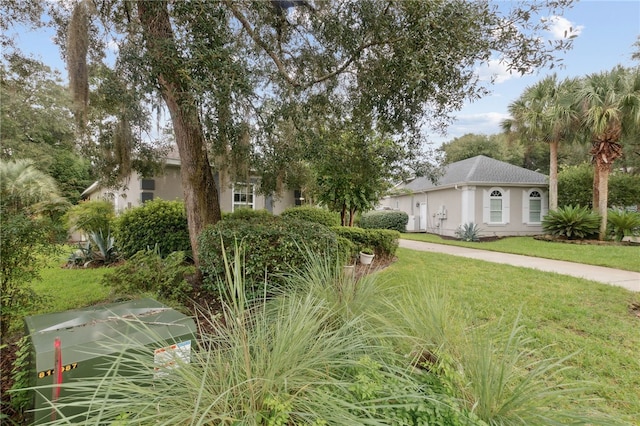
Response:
404,155,547,192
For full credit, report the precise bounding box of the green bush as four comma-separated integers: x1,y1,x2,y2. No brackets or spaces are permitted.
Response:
113,199,190,259
558,163,640,209
198,216,345,297
0,209,52,338
223,208,273,221
281,206,341,227
542,205,600,240
101,249,194,303
359,210,409,232
63,200,114,235
332,226,400,258
607,209,640,242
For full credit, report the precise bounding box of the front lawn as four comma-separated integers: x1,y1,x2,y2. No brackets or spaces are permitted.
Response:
402,233,640,272
380,248,640,424
7,245,640,424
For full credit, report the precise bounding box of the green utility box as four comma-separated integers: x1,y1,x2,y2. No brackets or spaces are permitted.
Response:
24,298,196,424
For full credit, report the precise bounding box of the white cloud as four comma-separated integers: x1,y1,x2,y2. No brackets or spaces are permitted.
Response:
545,15,584,40
475,59,517,84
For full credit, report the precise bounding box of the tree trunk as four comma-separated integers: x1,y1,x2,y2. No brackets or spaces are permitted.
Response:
349,207,356,227
548,139,558,211
592,164,599,211
340,203,347,226
596,161,610,240
137,1,222,267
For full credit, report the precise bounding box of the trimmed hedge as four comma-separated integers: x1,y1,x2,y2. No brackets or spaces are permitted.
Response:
198,215,346,297
332,226,400,258
113,199,190,258
359,210,409,232
223,208,273,221
281,206,341,227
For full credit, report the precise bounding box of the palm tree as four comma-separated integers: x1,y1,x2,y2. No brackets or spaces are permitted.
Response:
502,75,579,211
577,67,640,239
0,159,61,213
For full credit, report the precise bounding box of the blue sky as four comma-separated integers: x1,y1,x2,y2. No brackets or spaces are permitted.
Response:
434,0,640,145
10,0,640,147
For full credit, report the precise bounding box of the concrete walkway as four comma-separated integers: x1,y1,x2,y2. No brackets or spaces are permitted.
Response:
399,239,640,292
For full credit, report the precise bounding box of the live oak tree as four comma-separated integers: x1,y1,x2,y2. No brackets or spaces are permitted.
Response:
3,0,577,268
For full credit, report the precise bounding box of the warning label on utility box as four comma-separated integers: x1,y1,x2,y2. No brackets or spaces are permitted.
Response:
154,340,191,377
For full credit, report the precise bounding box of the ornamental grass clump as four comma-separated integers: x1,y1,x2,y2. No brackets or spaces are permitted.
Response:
27,249,602,425
542,205,600,239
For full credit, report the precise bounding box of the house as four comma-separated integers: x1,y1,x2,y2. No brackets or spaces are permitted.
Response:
378,155,549,237
81,150,299,214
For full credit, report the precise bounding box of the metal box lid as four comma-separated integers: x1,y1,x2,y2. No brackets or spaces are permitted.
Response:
24,298,196,364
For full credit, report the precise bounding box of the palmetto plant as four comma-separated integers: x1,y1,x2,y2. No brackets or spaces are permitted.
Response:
542,205,601,239
607,209,640,242
0,159,61,213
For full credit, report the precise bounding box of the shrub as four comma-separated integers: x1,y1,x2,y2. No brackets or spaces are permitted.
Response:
455,222,481,242
101,249,194,303
113,199,190,259
198,216,345,297
359,210,409,232
0,209,52,338
281,206,341,227
332,226,400,258
607,209,640,242
63,200,114,235
542,205,600,240
224,208,273,221
558,164,640,209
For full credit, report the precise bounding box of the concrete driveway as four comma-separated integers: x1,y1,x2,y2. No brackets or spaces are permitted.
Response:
399,239,640,292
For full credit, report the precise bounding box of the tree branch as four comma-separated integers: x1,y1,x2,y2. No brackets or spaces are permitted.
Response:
224,0,402,90
223,0,300,87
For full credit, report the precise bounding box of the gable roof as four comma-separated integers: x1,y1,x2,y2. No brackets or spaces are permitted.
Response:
403,155,547,192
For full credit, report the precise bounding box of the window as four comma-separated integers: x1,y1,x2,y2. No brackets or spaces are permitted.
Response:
141,179,155,190
483,187,509,225
141,192,154,203
233,182,254,211
523,189,546,224
489,190,503,223
529,190,542,223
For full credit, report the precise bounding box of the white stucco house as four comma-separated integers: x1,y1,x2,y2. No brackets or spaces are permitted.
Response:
378,155,549,237
81,150,300,214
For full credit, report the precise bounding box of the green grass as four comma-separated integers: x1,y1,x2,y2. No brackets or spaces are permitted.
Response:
18,244,640,424
379,248,640,424
402,233,640,272
27,251,112,316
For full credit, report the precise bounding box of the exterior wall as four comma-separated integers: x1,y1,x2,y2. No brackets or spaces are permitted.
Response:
470,185,547,237
271,191,296,215
83,166,297,215
383,184,548,237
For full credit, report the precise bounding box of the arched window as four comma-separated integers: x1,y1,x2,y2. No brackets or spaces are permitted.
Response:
489,189,503,223
529,190,542,223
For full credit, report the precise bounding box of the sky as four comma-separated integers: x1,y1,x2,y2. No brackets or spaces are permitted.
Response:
8,0,640,147
434,0,640,145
